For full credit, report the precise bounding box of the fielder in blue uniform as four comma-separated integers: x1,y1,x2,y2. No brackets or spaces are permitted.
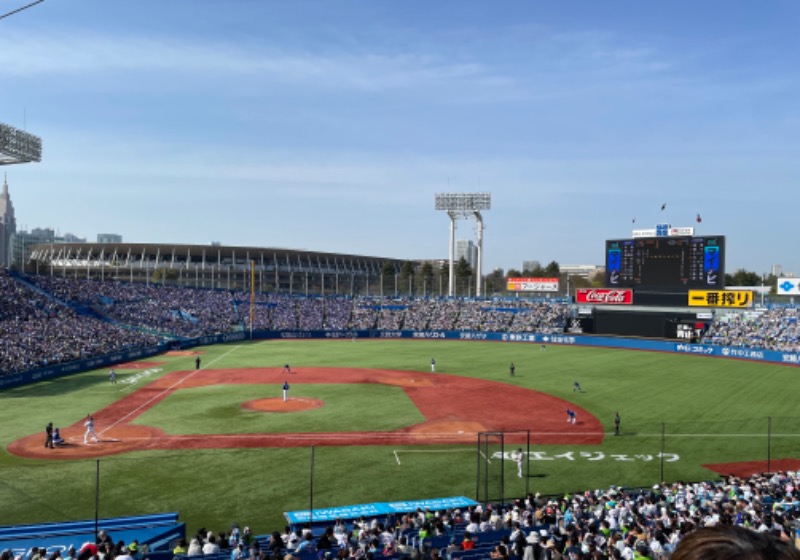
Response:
566,408,577,424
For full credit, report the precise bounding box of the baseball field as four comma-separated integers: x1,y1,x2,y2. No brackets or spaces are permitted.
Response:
1,339,797,535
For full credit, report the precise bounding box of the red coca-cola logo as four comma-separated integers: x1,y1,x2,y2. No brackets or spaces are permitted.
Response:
576,289,633,304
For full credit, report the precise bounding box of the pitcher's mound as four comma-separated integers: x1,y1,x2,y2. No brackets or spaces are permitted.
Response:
242,398,324,413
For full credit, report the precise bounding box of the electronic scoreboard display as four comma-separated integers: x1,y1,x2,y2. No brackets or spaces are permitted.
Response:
605,236,725,290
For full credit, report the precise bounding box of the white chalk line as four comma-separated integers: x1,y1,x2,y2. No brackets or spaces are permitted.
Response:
98,345,242,437
394,448,473,465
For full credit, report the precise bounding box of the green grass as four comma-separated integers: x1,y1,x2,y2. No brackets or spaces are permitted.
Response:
135,383,424,434
0,339,796,535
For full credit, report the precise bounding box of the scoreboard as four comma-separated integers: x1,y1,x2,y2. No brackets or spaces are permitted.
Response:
605,236,725,291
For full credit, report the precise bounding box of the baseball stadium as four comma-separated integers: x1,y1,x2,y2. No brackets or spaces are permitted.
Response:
0,227,799,558
2,4,800,555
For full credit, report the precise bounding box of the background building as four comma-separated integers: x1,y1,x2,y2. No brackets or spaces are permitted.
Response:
455,239,478,270
11,227,86,269
0,175,17,267
560,264,601,279
522,260,541,273
97,233,123,243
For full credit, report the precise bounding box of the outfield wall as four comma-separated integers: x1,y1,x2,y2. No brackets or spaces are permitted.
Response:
2,330,796,391
255,329,798,365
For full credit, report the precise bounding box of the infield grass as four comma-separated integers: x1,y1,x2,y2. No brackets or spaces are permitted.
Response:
135,383,425,434
0,339,797,535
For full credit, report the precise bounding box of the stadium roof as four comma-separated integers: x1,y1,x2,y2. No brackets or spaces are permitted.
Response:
29,242,410,273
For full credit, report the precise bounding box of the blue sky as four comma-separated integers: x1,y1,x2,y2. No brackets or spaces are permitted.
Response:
1,0,798,276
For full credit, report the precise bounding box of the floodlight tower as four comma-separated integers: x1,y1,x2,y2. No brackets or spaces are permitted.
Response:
0,122,42,165
435,192,491,297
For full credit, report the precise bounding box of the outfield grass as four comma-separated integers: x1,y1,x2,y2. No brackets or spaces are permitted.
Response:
0,339,797,534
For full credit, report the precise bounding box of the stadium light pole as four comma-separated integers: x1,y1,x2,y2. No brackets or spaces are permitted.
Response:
0,122,42,165
435,193,491,297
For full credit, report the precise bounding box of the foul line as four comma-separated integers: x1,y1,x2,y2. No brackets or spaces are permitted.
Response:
99,345,242,436
394,448,475,466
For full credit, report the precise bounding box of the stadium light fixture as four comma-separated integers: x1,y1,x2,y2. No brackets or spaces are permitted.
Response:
0,122,43,165
435,192,491,297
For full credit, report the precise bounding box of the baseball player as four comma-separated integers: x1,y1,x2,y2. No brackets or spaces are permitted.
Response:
84,414,99,444
282,364,292,375
109,369,116,384
566,408,577,425
515,448,524,478
430,358,436,373
282,380,290,402
509,362,516,377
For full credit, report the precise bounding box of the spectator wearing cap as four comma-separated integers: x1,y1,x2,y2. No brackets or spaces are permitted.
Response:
522,531,543,560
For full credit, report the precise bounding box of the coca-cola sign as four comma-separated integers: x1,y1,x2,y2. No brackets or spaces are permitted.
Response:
576,288,633,305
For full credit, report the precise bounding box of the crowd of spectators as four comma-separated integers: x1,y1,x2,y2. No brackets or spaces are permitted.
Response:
0,272,161,375
118,471,798,560
2,273,798,377
29,276,239,338
0,457,798,559
343,298,569,333
1,471,798,559
702,308,799,353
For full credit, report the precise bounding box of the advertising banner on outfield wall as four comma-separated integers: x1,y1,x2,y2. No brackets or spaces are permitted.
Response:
507,277,560,292
576,288,633,305
777,278,800,296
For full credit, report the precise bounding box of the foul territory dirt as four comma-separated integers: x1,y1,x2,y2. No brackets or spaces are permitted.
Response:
10,367,606,460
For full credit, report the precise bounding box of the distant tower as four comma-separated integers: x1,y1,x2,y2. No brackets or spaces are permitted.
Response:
0,174,17,267
455,239,478,270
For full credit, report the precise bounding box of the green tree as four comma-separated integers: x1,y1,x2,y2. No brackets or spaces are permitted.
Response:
381,260,396,296
726,268,761,286
544,260,560,278
151,267,178,284
524,264,546,276
455,257,472,279
437,264,449,296
454,257,473,296
486,268,506,295
400,261,415,295
419,262,434,295
589,270,606,287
